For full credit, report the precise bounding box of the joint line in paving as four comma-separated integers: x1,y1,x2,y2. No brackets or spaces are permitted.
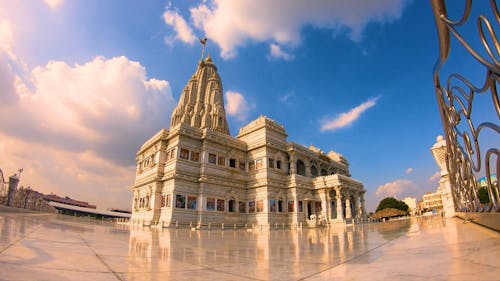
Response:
298,237,399,280
79,235,123,281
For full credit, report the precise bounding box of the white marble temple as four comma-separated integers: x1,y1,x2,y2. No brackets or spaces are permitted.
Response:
0,213,498,280
131,56,366,228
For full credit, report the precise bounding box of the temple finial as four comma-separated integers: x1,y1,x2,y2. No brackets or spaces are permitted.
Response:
199,37,207,60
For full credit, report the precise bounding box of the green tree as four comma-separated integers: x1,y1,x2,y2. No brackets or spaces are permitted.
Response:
376,197,409,213
478,187,490,204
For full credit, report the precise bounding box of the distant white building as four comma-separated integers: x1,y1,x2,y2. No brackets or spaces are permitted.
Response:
403,197,417,216
421,191,443,211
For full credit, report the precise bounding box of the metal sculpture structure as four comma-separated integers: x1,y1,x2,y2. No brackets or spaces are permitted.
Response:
431,0,499,212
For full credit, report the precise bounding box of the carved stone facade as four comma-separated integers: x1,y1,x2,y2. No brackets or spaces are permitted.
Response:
131,57,366,227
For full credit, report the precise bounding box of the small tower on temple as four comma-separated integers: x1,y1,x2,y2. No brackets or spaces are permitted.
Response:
431,135,456,218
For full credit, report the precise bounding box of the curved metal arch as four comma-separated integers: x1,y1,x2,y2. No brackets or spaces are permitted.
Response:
432,0,500,212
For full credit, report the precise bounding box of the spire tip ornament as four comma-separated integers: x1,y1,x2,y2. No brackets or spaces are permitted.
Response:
199,37,207,60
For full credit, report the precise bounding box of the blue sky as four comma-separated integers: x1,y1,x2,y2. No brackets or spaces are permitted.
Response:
0,0,495,211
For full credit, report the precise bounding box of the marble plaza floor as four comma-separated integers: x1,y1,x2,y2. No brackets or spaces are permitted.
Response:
0,212,498,281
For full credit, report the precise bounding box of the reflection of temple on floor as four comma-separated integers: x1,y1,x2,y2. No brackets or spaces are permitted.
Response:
127,226,369,277
131,56,367,228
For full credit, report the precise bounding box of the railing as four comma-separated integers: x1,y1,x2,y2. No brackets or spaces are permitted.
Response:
431,0,499,212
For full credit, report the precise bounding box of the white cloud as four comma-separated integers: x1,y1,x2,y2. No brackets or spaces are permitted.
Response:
279,92,295,105
163,6,197,45
0,20,15,59
224,90,254,121
320,96,379,132
0,48,176,209
0,55,175,163
189,0,408,58
0,133,134,209
269,43,293,60
44,0,64,10
405,167,413,175
428,171,441,183
376,179,418,198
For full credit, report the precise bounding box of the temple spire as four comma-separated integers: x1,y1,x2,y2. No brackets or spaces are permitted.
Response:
170,47,230,135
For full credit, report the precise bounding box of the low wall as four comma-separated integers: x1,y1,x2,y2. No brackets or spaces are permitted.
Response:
0,205,40,213
455,212,500,232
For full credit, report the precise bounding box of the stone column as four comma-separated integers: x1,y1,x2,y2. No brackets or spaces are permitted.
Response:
335,187,343,221
289,153,296,175
345,193,352,219
353,192,360,219
325,190,332,222
319,189,329,225
305,160,311,177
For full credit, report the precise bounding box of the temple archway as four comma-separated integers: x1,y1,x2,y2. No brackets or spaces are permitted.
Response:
311,165,318,177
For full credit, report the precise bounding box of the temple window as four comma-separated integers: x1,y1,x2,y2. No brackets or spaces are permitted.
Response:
315,202,322,212
278,200,284,212
239,201,246,213
311,165,318,177
180,148,189,159
287,200,294,212
175,194,186,208
268,158,274,168
187,196,197,210
276,160,282,170
297,160,306,176
190,151,200,162
217,199,225,211
321,169,328,176
270,199,276,212
249,161,255,170
228,199,236,212
248,201,256,212
208,153,217,164
239,160,246,171
229,158,236,168
298,200,303,212
206,197,215,211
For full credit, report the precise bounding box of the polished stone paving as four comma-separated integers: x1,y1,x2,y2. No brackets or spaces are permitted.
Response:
0,213,498,280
